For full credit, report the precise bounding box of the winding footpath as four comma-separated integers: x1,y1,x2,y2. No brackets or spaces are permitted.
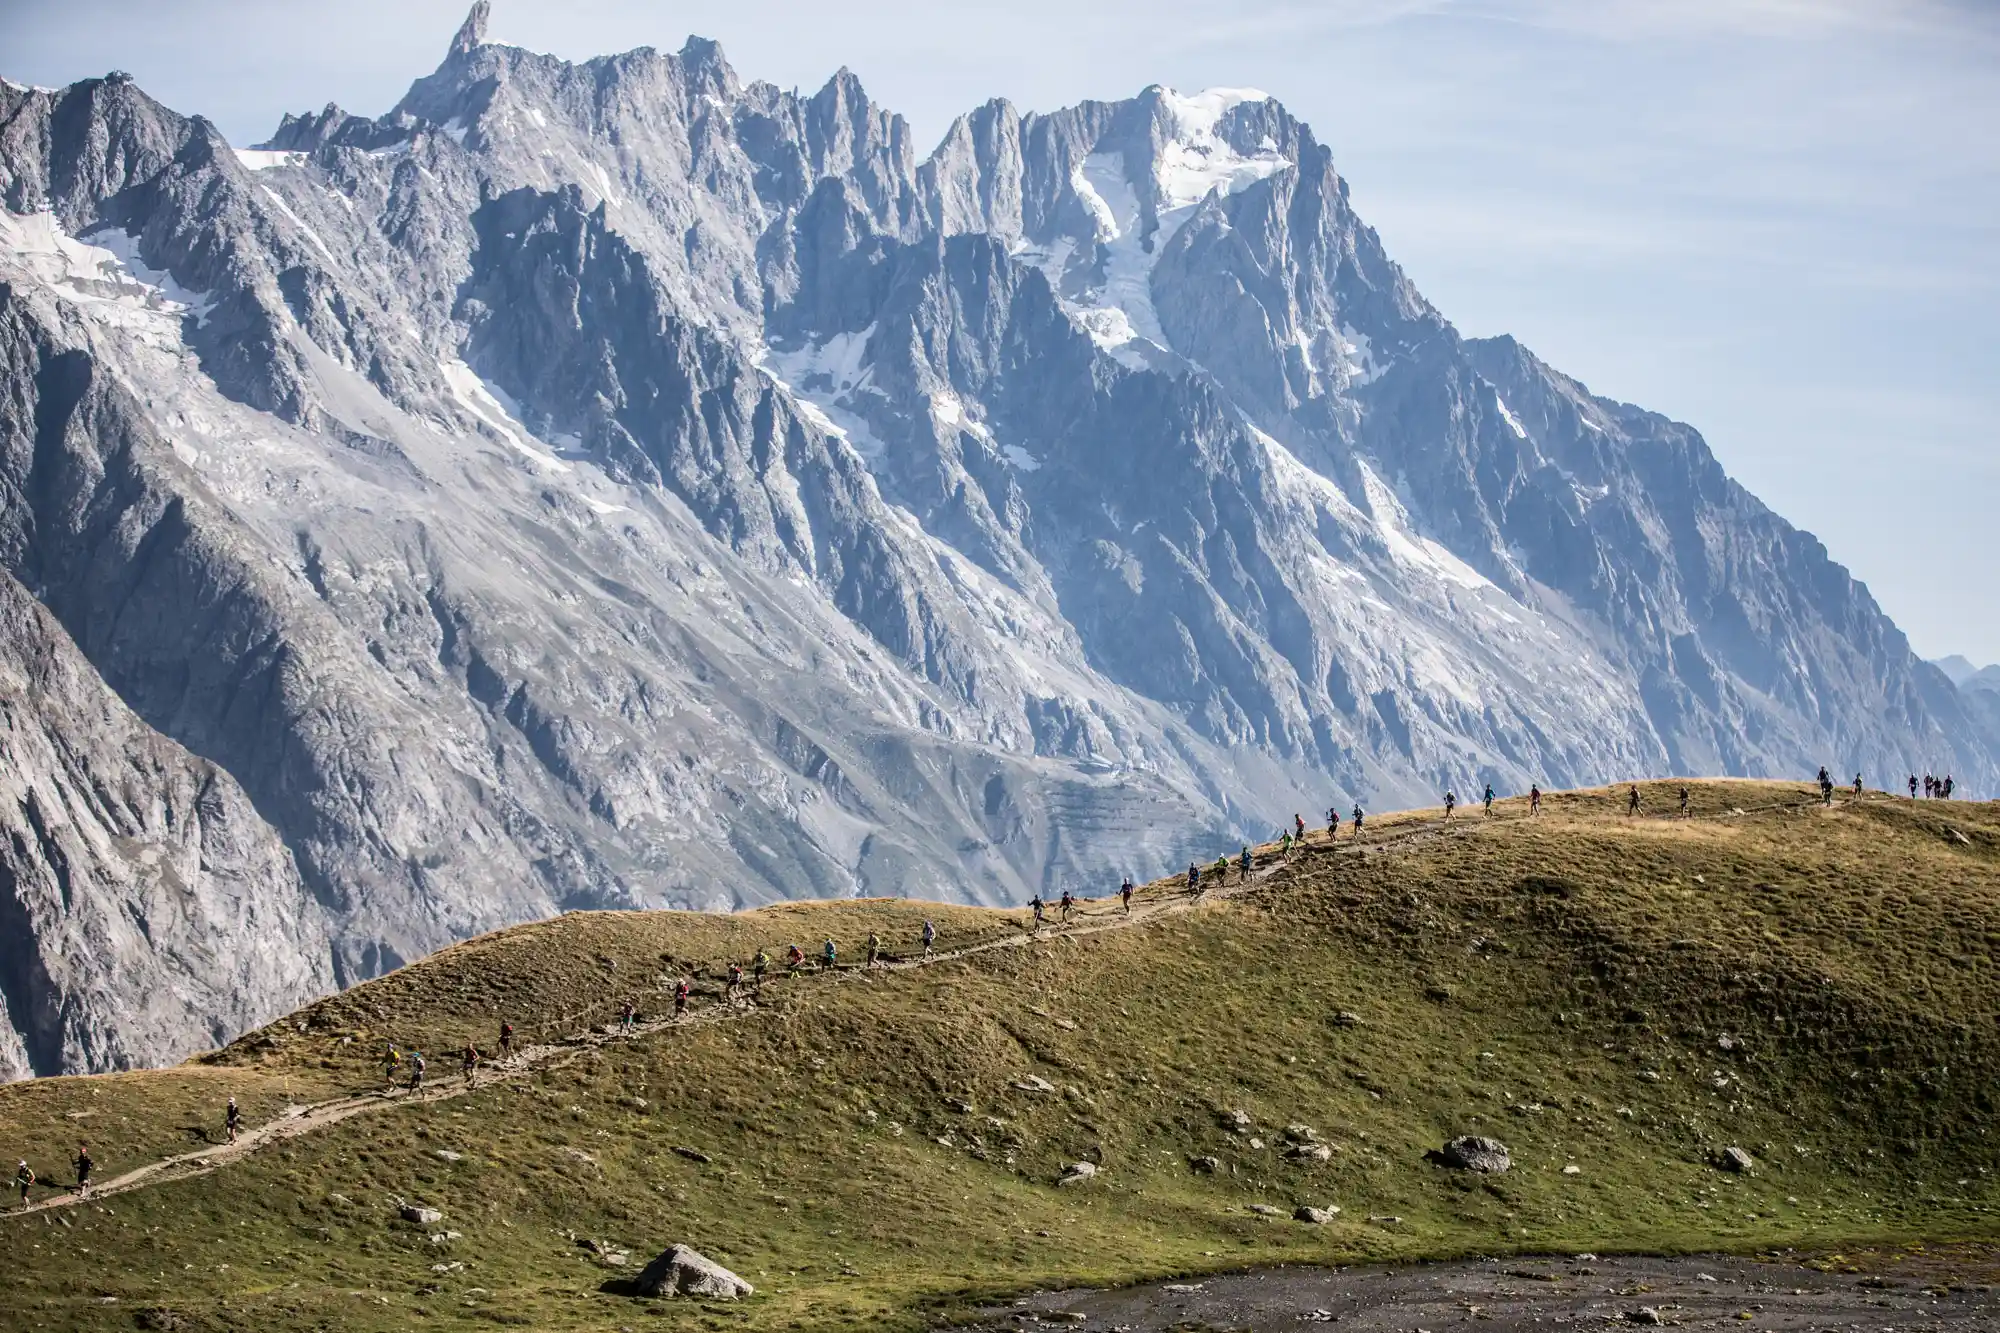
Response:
6,787,1845,1219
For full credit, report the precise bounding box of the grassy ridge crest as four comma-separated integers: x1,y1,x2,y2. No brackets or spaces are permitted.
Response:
2,780,1996,1331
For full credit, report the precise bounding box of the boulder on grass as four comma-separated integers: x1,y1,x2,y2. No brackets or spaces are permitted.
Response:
1057,1161,1098,1187
1717,1146,1755,1173
634,1245,753,1300
1428,1136,1511,1173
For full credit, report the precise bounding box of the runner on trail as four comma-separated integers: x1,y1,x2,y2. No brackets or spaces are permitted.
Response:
73,1144,91,1197
1120,879,1133,915
727,962,744,997
1679,786,1691,818
14,1160,30,1208
409,1052,426,1092
1627,784,1642,815
1853,773,1863,795
1484,783,1495,815
461,1043,479,1085
1239,844,1252,880
1030,895,1045,931
1327,806,1341,839
1821,773,1834,805
821,938,837,970
1529,785,1541,816
1212,854,1229,887
1353,804,1365,838
867,932,882,966
226,1097,242,1144
621,1000,637,1033
499,1021,514,1056
1294,813,1306,841
1945,775,1955,799
1443,791,1456,822
1909,774,1918,800
921,921,937,956
675,978,691,1015
1279,830,1293,857
786,944,806,972
383,1044,401,1087
1187,863,1201,897
1059,890,1075,923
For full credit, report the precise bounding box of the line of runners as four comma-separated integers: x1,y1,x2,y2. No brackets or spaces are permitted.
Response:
16,1096,247,1208
11,771,1902,1212
341,769,1913,1111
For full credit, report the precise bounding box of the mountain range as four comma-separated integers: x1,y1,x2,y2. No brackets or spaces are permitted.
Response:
1,0,1993,1077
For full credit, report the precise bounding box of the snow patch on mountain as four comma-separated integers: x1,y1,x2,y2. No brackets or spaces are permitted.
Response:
234,148,307,171
0,209,216,329
586,161,624,209
1154,87,1290,210
1355,458,1493,592
440,357,574,473
1073,153,1165,367
756,330,888,461
1335,324,1383,387
1044,92,1292,372
259,186,335,262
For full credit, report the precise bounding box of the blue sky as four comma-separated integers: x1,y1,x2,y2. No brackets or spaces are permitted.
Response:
7,0,1997,662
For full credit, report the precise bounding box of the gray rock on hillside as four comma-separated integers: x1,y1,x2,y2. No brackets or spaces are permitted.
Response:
635,1245,754,1299
1431,1136,1512,1173
1717,1146,1755,1173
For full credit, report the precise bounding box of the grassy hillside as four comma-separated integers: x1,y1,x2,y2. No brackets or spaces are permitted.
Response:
2,781,1997,1332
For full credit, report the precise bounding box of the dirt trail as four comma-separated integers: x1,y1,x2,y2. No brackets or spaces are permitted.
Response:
6,788,1840,1219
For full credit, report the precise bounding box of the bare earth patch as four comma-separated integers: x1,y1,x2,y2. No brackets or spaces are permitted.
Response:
979,1246,2000,1330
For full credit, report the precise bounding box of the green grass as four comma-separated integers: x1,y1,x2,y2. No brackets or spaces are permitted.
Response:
2,780,1996,1331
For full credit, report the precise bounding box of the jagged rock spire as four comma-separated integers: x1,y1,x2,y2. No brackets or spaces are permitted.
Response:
450,1,490,58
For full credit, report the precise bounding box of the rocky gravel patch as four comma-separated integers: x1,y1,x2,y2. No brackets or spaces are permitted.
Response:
971,1251,2000,1330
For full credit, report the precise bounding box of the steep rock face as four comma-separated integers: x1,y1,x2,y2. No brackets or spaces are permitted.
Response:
0,8,1991,1072
0,46,1243,1075
0,567,333,1077
0,273,584,987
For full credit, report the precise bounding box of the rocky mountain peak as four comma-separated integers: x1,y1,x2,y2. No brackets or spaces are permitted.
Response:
0,7,1992,1079
450,1,491,58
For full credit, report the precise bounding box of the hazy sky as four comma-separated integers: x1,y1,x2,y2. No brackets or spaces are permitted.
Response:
7,0,1997,662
